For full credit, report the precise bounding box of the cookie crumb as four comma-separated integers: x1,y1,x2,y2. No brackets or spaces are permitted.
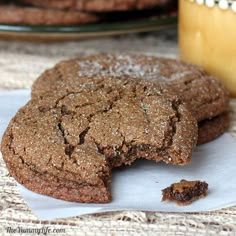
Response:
162,179,208,206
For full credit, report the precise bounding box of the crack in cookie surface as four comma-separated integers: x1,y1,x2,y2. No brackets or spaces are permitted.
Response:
32,54,229,123
1,76,197,203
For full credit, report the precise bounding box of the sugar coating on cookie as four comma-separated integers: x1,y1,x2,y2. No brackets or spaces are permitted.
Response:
1,76,197,203
32,54,229,122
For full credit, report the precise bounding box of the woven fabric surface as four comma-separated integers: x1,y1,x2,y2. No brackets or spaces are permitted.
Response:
0,29,236,236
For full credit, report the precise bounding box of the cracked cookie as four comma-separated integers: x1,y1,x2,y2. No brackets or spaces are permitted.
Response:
0,4,99,25
32,54,229,143
1,77,197,202
18,0,171,12
162,179,208,205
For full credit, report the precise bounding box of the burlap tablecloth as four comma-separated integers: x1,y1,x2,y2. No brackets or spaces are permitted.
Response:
0,28,236,236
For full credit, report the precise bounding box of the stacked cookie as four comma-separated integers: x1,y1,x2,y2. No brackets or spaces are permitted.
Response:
1,54,229,203
32,54,230,145
0,0,174,25
19,0,172,12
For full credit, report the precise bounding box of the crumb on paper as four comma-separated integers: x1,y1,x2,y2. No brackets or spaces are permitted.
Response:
162,179,208,206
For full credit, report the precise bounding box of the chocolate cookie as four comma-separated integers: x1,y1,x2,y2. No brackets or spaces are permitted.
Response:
32,54,229,123
19,0,171,12
0,4,99,25
1,76,197,202
197,112,229,145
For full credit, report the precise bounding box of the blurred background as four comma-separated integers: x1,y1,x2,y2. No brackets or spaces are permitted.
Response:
0,0,235,96
0,0,178,89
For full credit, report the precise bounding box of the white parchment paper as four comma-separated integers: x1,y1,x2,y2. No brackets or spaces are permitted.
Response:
1,90,236,220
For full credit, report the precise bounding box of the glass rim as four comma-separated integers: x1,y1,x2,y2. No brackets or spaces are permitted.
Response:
187,0,236,12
